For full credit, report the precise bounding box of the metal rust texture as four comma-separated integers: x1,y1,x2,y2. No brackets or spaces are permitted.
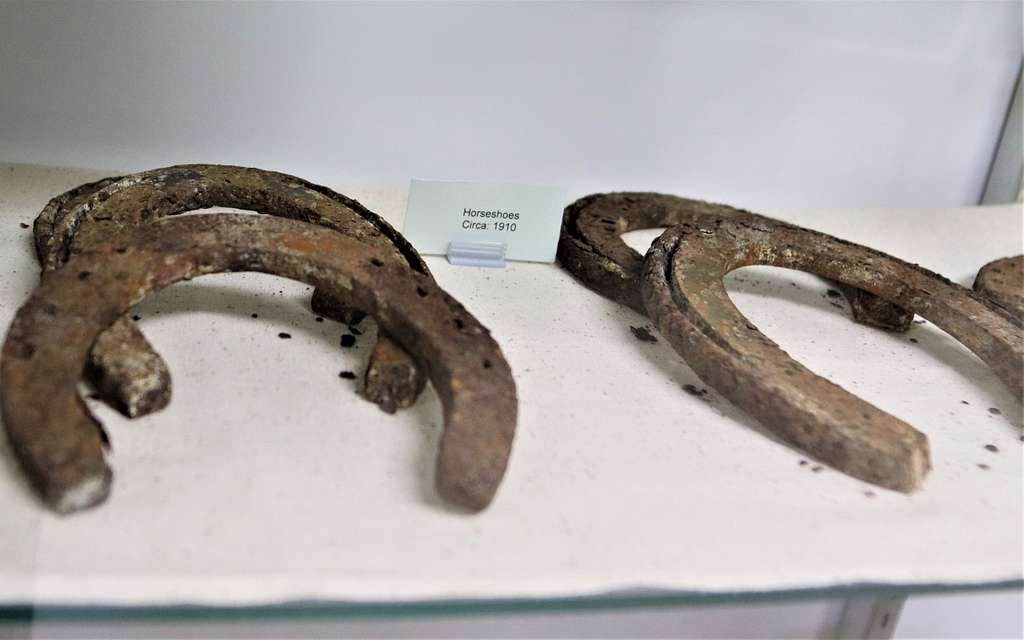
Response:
641,214,1023,493
2,214,516,514
974,255,1023,324
34,164,430,417
558,192,913,331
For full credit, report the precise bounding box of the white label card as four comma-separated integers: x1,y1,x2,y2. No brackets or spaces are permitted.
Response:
403,180,567,263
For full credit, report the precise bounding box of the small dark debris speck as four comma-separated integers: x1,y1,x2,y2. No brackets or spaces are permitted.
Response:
961,400,970,405
251,313,258,318
630,325,657,343
811,465,823,473
315,317,324,323
988,407,1001,415
984,444,999,453
19,222,29,229
864,490,875,498
909,338,918,344
826,289,841,299
683,384,708,398
340,334,356,347
913,319,926,325
131,315,141,321
278,332,291,339
338,371,356,379
978,463,990,470
798,460,808,466
349,325,363,336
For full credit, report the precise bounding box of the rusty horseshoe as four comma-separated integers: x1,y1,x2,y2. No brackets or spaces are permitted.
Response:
974,255,1023,324
3,214,516,514
558,192,913,330
641,214,1023,492
34,165,430,417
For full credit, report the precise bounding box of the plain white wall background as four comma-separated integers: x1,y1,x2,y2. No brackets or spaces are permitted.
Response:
1,1,1020,208
0,1,1022,637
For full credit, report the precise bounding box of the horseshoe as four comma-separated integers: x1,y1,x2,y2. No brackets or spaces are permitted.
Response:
641,214,1023,492
2,214,516,514
34,165,429,417
558,192,914,330
974,255,1023,324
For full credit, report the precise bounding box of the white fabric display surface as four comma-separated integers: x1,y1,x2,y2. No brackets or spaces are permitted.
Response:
0,164,1020,607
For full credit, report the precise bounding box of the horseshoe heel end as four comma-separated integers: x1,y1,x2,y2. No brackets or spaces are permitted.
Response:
839,284,914,333
7,422,113,514
832,426,930,493
310,287,367,325
88,317,172,418
363,336,427,414
51,466,112,514
435,453,503,512
435,414,514,512
6,407,114,514
313,290,429,414
902,433,931,492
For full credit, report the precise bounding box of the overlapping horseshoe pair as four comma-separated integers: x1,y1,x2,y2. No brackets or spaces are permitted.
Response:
2,215,516,514
559,192,914,330
34,164,431,417
560,193,1023,492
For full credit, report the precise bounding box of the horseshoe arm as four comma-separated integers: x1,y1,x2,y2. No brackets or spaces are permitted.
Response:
2,214,516,514
87,317,172,417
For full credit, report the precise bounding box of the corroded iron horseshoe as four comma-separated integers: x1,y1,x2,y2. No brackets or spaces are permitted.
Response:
641,215,1023,492
558,192,913,330
974,255,1023,324
34,165,429,417
3,214,516,514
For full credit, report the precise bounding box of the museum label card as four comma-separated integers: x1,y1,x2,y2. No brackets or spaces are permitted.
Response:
403,179,567,263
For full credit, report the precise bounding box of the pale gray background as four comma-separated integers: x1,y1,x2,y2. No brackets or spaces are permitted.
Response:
1,0,1020,208
0,1,1021,637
